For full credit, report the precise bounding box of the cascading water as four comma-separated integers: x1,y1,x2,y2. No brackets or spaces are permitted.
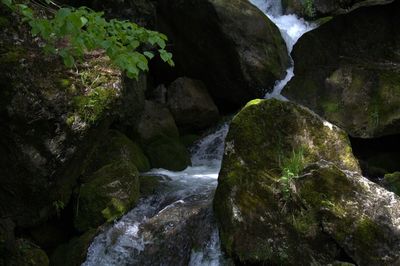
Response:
83,1,316,265
249,0,316,99
83,124,229,266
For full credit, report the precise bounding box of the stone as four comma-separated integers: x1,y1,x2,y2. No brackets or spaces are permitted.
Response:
167,77,219,132
73,160,140,232
157,0,289,111
283,1,400,138
214,99,361,264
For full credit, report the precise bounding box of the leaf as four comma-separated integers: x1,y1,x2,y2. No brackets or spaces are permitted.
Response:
62,54,75,68
80,16,88,27
143,51,154,59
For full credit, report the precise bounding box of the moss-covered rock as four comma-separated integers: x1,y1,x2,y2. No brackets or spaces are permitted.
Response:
383,172,400,195
283,1,400,138
296,161,400,265
214,99,360,264
74,161,140,232
139,175,163,197
157,0,289,111
3,239,49,266
85,129,150,174
50,229,97,266
145,135,191,171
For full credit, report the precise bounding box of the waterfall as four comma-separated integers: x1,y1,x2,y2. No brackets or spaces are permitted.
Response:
83,1,316,265
249,0,316,99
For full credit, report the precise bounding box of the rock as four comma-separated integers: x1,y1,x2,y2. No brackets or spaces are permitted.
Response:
383,172,400,196
139,175,163,197
283,1,400,138
85,129,150,174
3,239,49,266
135,100,191,171
282,0,394,18
157,0,289,110
145,135,191,171
0,11,125,229
296,161,400,265
50,229,97,266
167,77,219,132
214,99,360,264
136,100,179,143
73,160,140,232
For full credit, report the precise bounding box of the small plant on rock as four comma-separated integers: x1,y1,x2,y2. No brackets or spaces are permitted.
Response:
280,148,304,201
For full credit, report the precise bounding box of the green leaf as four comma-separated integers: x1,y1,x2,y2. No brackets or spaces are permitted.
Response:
143,51,154,59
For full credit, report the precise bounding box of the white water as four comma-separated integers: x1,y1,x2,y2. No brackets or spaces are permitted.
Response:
83,1,316,265
249,0,316,99
83,124,229,266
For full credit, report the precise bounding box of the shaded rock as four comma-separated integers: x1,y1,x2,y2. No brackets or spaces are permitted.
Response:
0,10,125,229
74,161,140,232
214,99,360,264
50,229,97,266
85,129,150,174
3,239,49,266
383,172,400,196
283,1,400,138
136,100,179,143
157,0,289,110
282,0,394,18
135,100,191,171
167,77,219,132
145,135,191,171
139,175,162,197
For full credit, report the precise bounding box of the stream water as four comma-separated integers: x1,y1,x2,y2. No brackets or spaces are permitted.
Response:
83,1,315,265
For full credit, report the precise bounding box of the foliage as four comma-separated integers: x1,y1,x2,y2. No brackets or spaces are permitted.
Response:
280,148,304,200
1,0,174,79
303,0,315,18
53,200,65,217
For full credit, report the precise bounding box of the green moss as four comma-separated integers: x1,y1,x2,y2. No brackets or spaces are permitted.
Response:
322,102,340,114
244,99,263,108
5,239,49,266
73,86,117,124
354,217,382,252
74,160,140,232
384,172,400,195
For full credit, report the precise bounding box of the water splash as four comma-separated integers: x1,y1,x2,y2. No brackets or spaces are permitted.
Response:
250,0,316,99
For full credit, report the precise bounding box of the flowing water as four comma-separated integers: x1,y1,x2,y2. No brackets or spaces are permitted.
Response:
83,1,316,265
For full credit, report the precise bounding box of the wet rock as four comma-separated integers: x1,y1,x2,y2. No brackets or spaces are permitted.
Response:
167,77,219,132
74,161,140,232
157,0,289,110
283,1,400,138
214,99,360,264
50,229,97,266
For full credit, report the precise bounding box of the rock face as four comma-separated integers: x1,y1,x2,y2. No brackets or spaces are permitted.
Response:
283,1,400,138
213,99,400,264
74,161,140,232
157,0,289,110
282,0,394,18
167,77,219,132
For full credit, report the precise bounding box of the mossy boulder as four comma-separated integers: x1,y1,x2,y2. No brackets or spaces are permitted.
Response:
85,129,150,174
157,0,289,111
383,172,400,196
145,135,191,171
296,161,400,265
3,239,49,266
283,1,400,138
214,99,360,264
50,229,97,266
74,161,140,232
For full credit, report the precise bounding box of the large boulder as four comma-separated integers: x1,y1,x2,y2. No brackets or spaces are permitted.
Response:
0,9,136,230
214,99,370,264
167,77,219,132
157,0,289,110
283,1,400,138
